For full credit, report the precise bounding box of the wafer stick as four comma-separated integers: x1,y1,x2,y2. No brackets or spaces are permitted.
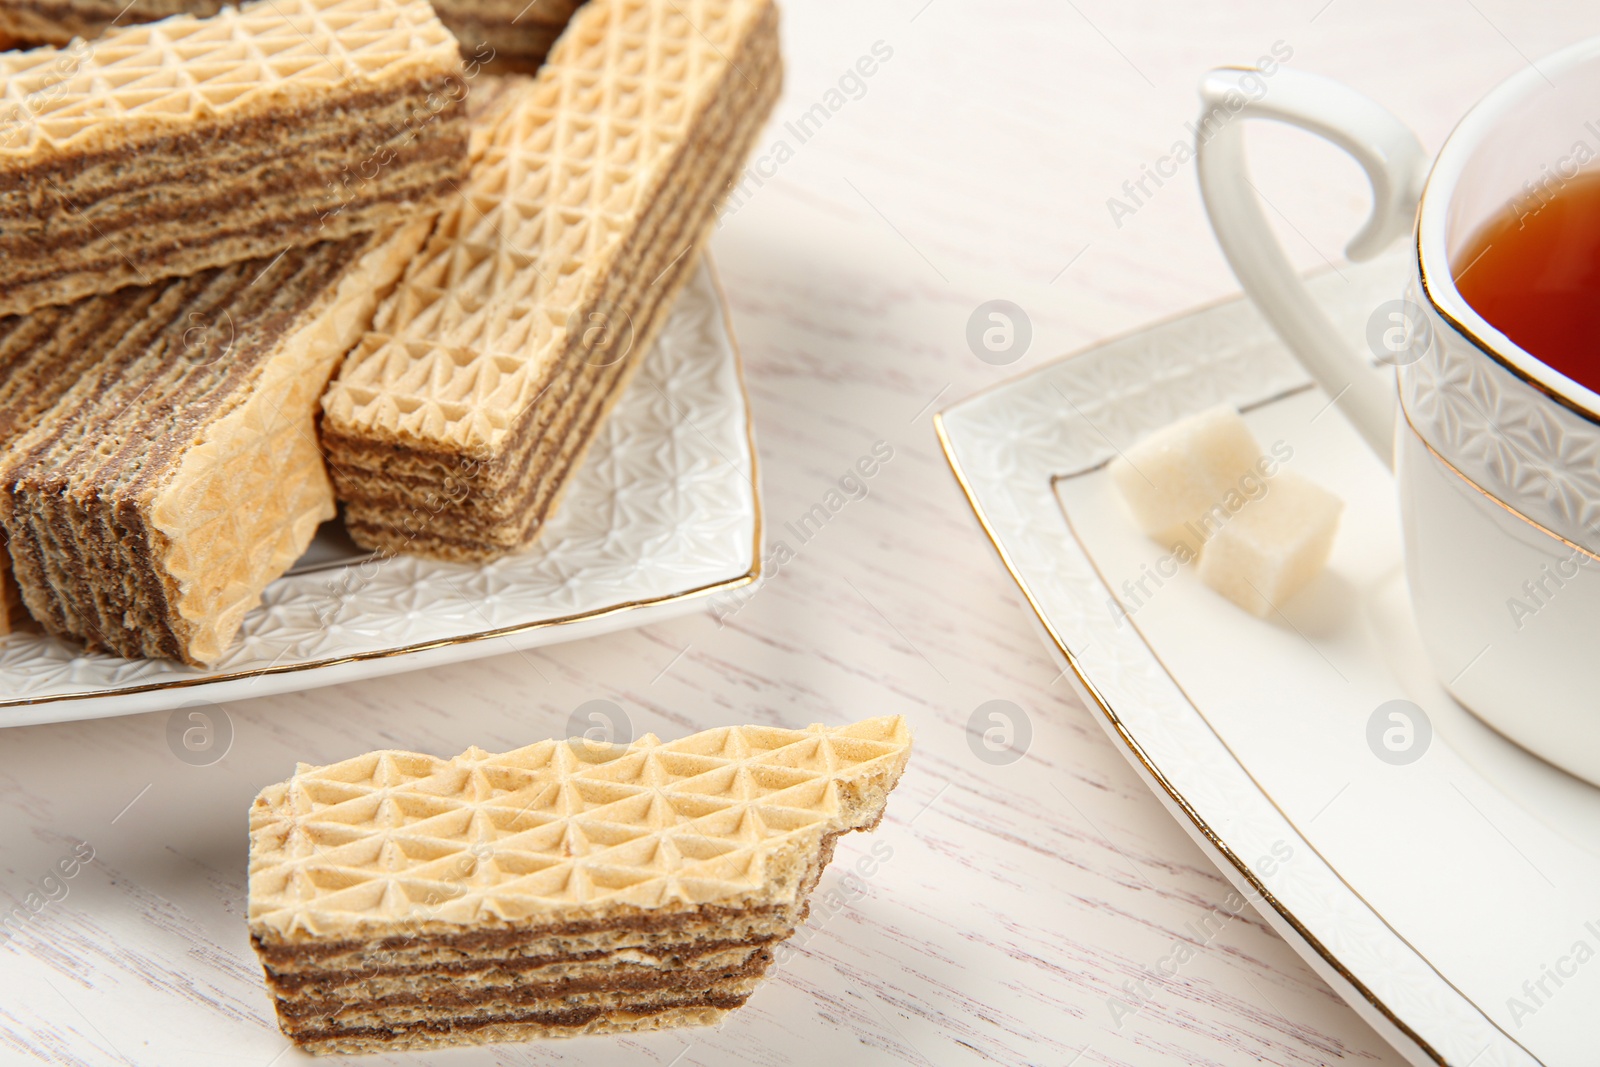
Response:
320,0,783,561
0,0,468,316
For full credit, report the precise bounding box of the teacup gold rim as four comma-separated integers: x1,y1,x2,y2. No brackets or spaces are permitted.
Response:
1413,32,1600,429
1414,231,1600,430
1397,393,1600,564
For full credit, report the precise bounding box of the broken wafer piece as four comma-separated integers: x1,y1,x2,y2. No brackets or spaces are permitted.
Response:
428,0,586,70
247,716,913,1054
0,221,431,664
0,0,468,317
319,0,784,561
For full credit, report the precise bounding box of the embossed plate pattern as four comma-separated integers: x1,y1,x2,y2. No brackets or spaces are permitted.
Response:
0,260,760,727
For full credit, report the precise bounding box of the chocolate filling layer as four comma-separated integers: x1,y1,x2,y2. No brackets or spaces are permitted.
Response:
5,137,462,264
0,68,467,317
7,177,452,306
2,0,219,36
264,933,777,992
252,899,790,963
0,0,574,61
0,73,464,189
275,946,773,1021
291,991,753,1045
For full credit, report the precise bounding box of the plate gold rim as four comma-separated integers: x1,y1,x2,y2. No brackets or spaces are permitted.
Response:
932,407,1448,1067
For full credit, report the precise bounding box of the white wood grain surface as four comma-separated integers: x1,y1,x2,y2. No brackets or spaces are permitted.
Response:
4,2,1599,1064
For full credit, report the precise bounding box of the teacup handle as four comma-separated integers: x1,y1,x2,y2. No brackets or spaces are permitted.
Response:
1195,67,1431,466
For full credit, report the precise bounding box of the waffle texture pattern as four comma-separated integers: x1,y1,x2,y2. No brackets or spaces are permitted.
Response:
250,716,911,937
319,0,781,561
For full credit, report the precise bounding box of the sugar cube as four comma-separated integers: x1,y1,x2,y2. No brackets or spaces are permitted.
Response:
1196,469,1343,617
1110,405,1265,551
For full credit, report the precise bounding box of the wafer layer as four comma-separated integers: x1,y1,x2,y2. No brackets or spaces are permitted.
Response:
0,0,467,316
0,0,212,44
0,556,22,635
0,292,142,635
0,223,430,664
282,950,771,1050
319,0,782,561
248,717,911,1053
335,51,772,558
0,0,584,66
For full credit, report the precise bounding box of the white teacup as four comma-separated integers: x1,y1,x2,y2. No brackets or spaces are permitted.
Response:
1197,46,1600,784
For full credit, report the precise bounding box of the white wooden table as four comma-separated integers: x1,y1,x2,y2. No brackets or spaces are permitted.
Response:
5,2,1597,1064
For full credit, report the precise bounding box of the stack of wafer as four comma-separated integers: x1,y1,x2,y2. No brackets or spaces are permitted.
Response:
248,716,912,1053
0,0,783,666
0,72,530,662
0,0,474,662
0,0,469,316
0,0,586,68
319,0,782,561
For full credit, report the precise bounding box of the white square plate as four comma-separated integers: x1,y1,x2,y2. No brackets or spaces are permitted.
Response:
937,252,1600,1067
0,260,761,727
